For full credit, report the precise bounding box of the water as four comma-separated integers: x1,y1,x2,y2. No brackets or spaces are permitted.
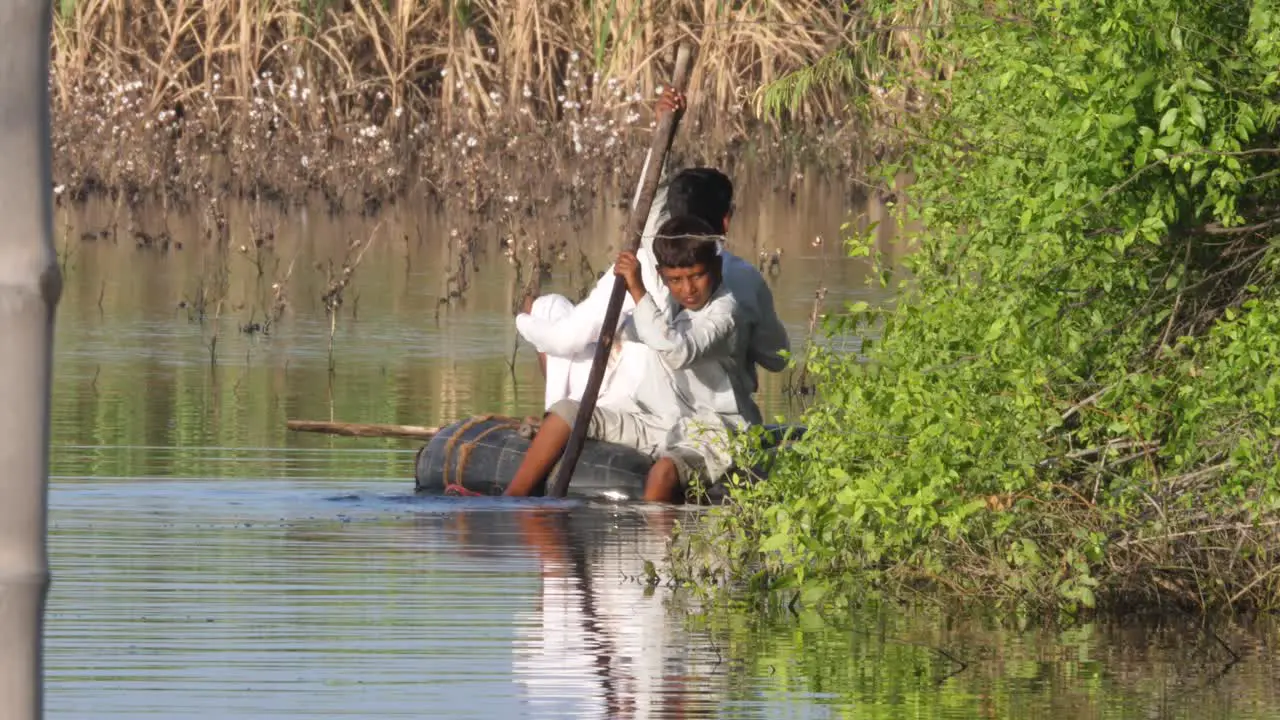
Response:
44,177,1280,718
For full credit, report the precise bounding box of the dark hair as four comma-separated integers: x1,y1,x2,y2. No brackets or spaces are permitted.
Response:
663,168,733,232
653,215,720,268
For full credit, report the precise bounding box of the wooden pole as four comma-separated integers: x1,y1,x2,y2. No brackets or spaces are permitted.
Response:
548,43,694,499
286,420,441,440
0,1,58,718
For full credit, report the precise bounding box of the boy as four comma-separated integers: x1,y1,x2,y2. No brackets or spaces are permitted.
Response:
505,215,752,503
515,167,789,408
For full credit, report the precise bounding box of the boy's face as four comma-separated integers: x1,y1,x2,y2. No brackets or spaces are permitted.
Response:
659,261,718,311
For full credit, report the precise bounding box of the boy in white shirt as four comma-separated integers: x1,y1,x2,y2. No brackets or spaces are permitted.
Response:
505,215,753,503
515,166,790,411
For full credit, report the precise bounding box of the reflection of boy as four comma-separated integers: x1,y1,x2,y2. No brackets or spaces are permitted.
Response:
511,510,695,718
505,216,747,502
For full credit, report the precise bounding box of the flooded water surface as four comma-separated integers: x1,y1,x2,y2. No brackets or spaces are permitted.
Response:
45,177,1280,718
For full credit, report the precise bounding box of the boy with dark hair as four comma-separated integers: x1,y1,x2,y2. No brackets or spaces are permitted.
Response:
515,165,789,412
660,167,789,393
505,215,752,502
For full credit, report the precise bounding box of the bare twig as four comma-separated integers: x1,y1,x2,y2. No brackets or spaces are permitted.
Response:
1116,517,1280,548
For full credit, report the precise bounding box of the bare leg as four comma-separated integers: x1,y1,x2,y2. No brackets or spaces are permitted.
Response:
505,414,572,497
537,350,547,378
644,458,685,504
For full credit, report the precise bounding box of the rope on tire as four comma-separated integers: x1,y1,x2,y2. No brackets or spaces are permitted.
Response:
440,414,526,496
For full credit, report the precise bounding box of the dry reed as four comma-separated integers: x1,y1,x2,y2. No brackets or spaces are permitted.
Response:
47,1,949,210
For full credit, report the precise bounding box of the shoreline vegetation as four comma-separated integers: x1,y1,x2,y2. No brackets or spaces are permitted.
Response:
676,0,1280,617
52,0,1280,618
48,0,929,216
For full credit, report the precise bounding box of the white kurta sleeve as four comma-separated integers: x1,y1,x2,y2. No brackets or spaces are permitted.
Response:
516,185,667,358
515,271,614,356
631,294,736,371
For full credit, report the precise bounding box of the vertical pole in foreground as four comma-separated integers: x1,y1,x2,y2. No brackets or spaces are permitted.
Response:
0,1,59,718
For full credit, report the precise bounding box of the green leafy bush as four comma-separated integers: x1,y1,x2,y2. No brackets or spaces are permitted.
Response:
677,0,1280,614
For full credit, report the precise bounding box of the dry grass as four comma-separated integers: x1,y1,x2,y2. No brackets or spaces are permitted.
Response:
48,0,951,208
50,0,860,130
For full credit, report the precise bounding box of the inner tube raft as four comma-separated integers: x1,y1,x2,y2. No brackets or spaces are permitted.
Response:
414,416,805,502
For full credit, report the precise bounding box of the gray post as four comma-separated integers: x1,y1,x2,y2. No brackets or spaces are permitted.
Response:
0,1,59,718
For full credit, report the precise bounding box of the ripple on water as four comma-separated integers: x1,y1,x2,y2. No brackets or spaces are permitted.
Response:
42,190,1280,718
46,467,1280,720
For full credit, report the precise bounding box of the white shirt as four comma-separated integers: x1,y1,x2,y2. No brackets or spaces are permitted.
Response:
514,185,790,398
527,294,594,410
514,187,670,358
622,286,760,427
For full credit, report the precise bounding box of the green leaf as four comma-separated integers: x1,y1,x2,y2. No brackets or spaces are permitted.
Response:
984,317,1008,342
1101,113,1130,129
760,533,789,553
1186,95,1206,131
835,486,856,506
1189,77,1213,92
1159,107,1179,133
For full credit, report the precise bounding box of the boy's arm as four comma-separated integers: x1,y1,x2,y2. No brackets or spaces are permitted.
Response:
631,294,735,371
749,281,790,372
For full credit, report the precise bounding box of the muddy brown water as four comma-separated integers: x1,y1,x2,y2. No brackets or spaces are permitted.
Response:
44,174,1280,718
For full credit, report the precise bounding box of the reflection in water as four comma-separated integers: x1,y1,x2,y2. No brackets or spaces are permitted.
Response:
45,462,1280,720
50,173,887,457
45,471,735,719
45,179,1280,719
510,509,716,719
0,580,45,720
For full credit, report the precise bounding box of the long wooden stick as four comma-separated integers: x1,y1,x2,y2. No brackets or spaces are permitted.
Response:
286,420,440,440
549,42,695,499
